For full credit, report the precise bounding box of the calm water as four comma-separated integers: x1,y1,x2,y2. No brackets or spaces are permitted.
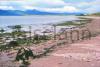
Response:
0,15,79,27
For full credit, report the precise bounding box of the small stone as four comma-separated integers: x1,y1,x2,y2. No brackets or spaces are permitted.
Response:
58,63,63,64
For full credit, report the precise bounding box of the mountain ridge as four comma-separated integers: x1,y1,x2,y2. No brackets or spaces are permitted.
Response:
0,9,84,16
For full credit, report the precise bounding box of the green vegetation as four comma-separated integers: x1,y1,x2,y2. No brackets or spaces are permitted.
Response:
0,41,19,51
56,20,87,26
0,28,5,33
0,28,5,37
0,34,51,51
92,13,100,16
33,35,51,44
79,17,90,20
8,41,19,47
89,12,100,16
0,45,8,51
8,25,24,39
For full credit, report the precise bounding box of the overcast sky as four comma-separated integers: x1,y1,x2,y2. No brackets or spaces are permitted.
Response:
0,0,100,13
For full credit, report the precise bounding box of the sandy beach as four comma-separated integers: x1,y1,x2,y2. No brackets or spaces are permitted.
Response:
29,16,100,67
0,16,100,67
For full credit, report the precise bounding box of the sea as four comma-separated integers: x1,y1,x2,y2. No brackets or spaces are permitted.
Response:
0,15,79,32
0,15,79,27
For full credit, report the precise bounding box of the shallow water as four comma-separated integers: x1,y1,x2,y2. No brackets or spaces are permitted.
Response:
0,15,79,27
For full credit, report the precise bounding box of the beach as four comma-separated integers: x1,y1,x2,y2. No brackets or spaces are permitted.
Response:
29,16,100,67
0,16,100,67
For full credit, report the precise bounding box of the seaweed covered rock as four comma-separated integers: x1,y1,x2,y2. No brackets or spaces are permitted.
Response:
7,41,19,48
15,47,35,64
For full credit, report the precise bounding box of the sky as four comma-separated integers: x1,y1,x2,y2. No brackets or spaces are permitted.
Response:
0,0,100,14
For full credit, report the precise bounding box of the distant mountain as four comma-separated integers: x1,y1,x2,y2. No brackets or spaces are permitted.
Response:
25,9,62,15
0,9,84,16
0,10,24,16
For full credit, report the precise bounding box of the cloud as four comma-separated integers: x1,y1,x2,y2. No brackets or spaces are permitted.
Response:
31,0,66,8
64,0,100,13
35,0,66,6
84,6,100,13
22,5,79,13
78,0,100,13
0,0,66,8
42,6,79,13
63,0,93,3
76,0,100,8
0,0,78,13
0,0,100,13
0,6,15,10
0,1,35,6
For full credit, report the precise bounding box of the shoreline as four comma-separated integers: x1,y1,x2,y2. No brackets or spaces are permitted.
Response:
0,16,100,67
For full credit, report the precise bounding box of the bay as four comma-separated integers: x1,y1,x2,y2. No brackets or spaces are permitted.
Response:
0,15,79,27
